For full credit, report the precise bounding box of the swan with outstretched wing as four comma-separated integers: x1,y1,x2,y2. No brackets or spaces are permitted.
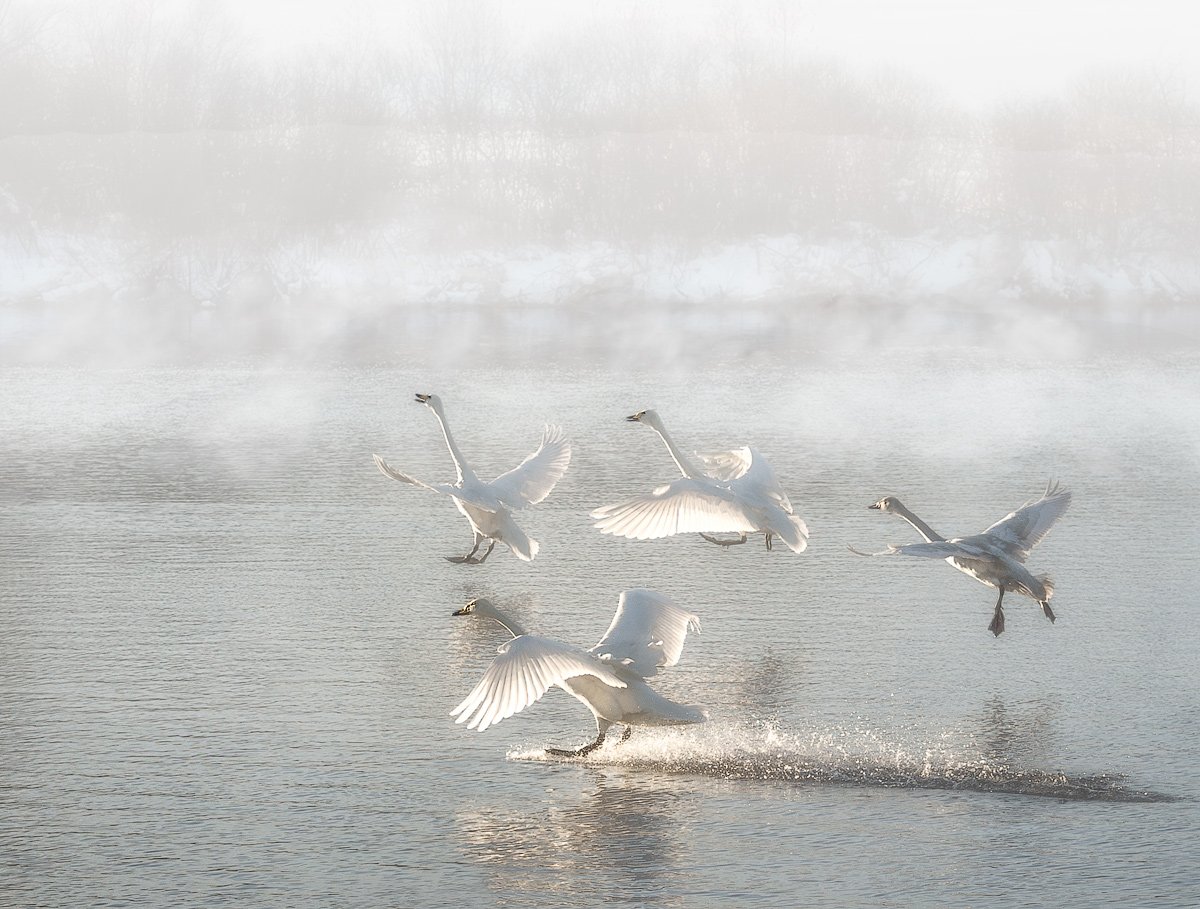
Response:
373,394,571,564
591,410,809,553
851,482,1071,636
451,589,706,756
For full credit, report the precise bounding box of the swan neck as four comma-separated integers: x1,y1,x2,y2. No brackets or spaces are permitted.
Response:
650,422,702,478
486,609,526,639
431,406,475,483
893,503,943,542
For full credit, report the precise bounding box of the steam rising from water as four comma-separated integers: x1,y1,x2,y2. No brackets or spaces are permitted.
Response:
510,720,1172,803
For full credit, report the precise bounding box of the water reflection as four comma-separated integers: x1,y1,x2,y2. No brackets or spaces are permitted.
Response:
455,770,690,906
731,647,792,722
974,695,1058,769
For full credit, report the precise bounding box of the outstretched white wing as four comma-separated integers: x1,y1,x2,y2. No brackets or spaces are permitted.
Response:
488,425,572,509
982,482,1071,560
591,478,759,540
870,539,995,559
588,588,701,679
450,634,625,732
373,454,463,498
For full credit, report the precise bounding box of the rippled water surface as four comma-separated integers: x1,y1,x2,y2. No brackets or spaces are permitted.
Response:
2,358,1199,908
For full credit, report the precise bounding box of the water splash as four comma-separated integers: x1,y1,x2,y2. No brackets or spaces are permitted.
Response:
509,719,1173,803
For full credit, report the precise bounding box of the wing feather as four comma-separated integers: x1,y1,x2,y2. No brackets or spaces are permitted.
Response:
450,634,626,732
591,478,759,539
588,589,701,678
726,447,793,512
982,482,1071,559
698,448,753,482
869,540,995,560
487,425,572,509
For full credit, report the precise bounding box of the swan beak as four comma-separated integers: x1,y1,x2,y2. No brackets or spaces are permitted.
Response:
868,502,881,509
414,393,431,404
451,607,469,616
625,412,643,422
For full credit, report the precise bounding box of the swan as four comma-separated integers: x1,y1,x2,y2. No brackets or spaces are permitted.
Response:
851,482,1071,636
372,393,571,564
591,410,809,552
451,589,707,756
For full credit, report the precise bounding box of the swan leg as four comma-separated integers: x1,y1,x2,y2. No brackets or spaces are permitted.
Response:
1040,600,1056,623
545,729,607,758
988,589,1006,637
445,535,483,564
619,726,633,745
699,532,748,547
465,539,496,565
765,532,773,551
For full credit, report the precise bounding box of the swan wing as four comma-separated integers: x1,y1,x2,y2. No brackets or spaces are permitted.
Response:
697,447,753,482
450,634,625,732
725,446,793,511
867,539,995,560
982,482,1071,559
373,454,459,497
488,425,572,509
590,478,759,539
588,588,701,678
374,454,498,511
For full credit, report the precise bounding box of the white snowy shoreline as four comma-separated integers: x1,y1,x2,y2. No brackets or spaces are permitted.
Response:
2,229,1197,365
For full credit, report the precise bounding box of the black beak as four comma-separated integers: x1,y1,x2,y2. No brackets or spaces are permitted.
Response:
452,606,470,616
625,413,641,422
868,503,881,510
414,393,430,404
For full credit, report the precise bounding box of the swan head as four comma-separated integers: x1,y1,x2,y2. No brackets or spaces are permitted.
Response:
414,392,445,413
627,409,662,428
452,596,496,618
869,496,904,513
453,597,524,637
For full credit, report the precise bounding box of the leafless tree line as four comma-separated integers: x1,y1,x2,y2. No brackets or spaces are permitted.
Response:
1,0,1197,256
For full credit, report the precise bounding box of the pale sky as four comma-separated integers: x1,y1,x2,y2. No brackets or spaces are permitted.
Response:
53,0,1199,108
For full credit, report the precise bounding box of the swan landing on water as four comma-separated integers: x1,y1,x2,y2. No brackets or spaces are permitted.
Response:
852,481,1071,636
450,590,707,756
591,409,809,553
372,393,571,564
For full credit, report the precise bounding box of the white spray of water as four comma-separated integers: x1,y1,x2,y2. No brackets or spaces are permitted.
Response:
509,717,1169,802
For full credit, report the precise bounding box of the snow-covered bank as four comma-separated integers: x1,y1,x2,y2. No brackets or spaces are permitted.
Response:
2,229,1197,366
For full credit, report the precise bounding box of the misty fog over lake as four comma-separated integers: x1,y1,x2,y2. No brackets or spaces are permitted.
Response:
3,3,1200,909
1,0,1198,364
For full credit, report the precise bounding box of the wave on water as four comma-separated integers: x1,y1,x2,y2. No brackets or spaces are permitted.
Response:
508,720,1173,803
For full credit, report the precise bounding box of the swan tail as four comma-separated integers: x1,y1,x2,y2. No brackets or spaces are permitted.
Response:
1038,574,1055,600
765,511,809,553
496,513,539,562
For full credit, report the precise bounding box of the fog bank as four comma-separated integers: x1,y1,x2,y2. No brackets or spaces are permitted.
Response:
1,1,1197,365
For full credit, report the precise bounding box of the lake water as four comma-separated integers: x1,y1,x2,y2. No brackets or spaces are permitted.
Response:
2,355,1198,907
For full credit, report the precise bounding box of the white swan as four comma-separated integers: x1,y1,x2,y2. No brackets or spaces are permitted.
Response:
373,393,571,564
852,482,1071,636
591,410,809,552
451,590,707,756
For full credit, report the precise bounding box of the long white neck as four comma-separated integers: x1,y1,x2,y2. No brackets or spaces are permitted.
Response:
430,404,476,485
892,502,944,543
480,606,527,639
646,418,703,479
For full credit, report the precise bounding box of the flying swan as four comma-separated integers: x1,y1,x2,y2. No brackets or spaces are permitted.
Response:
451,590,707,756
591,410,809,552
373,393,571,563
851,481,1071,636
